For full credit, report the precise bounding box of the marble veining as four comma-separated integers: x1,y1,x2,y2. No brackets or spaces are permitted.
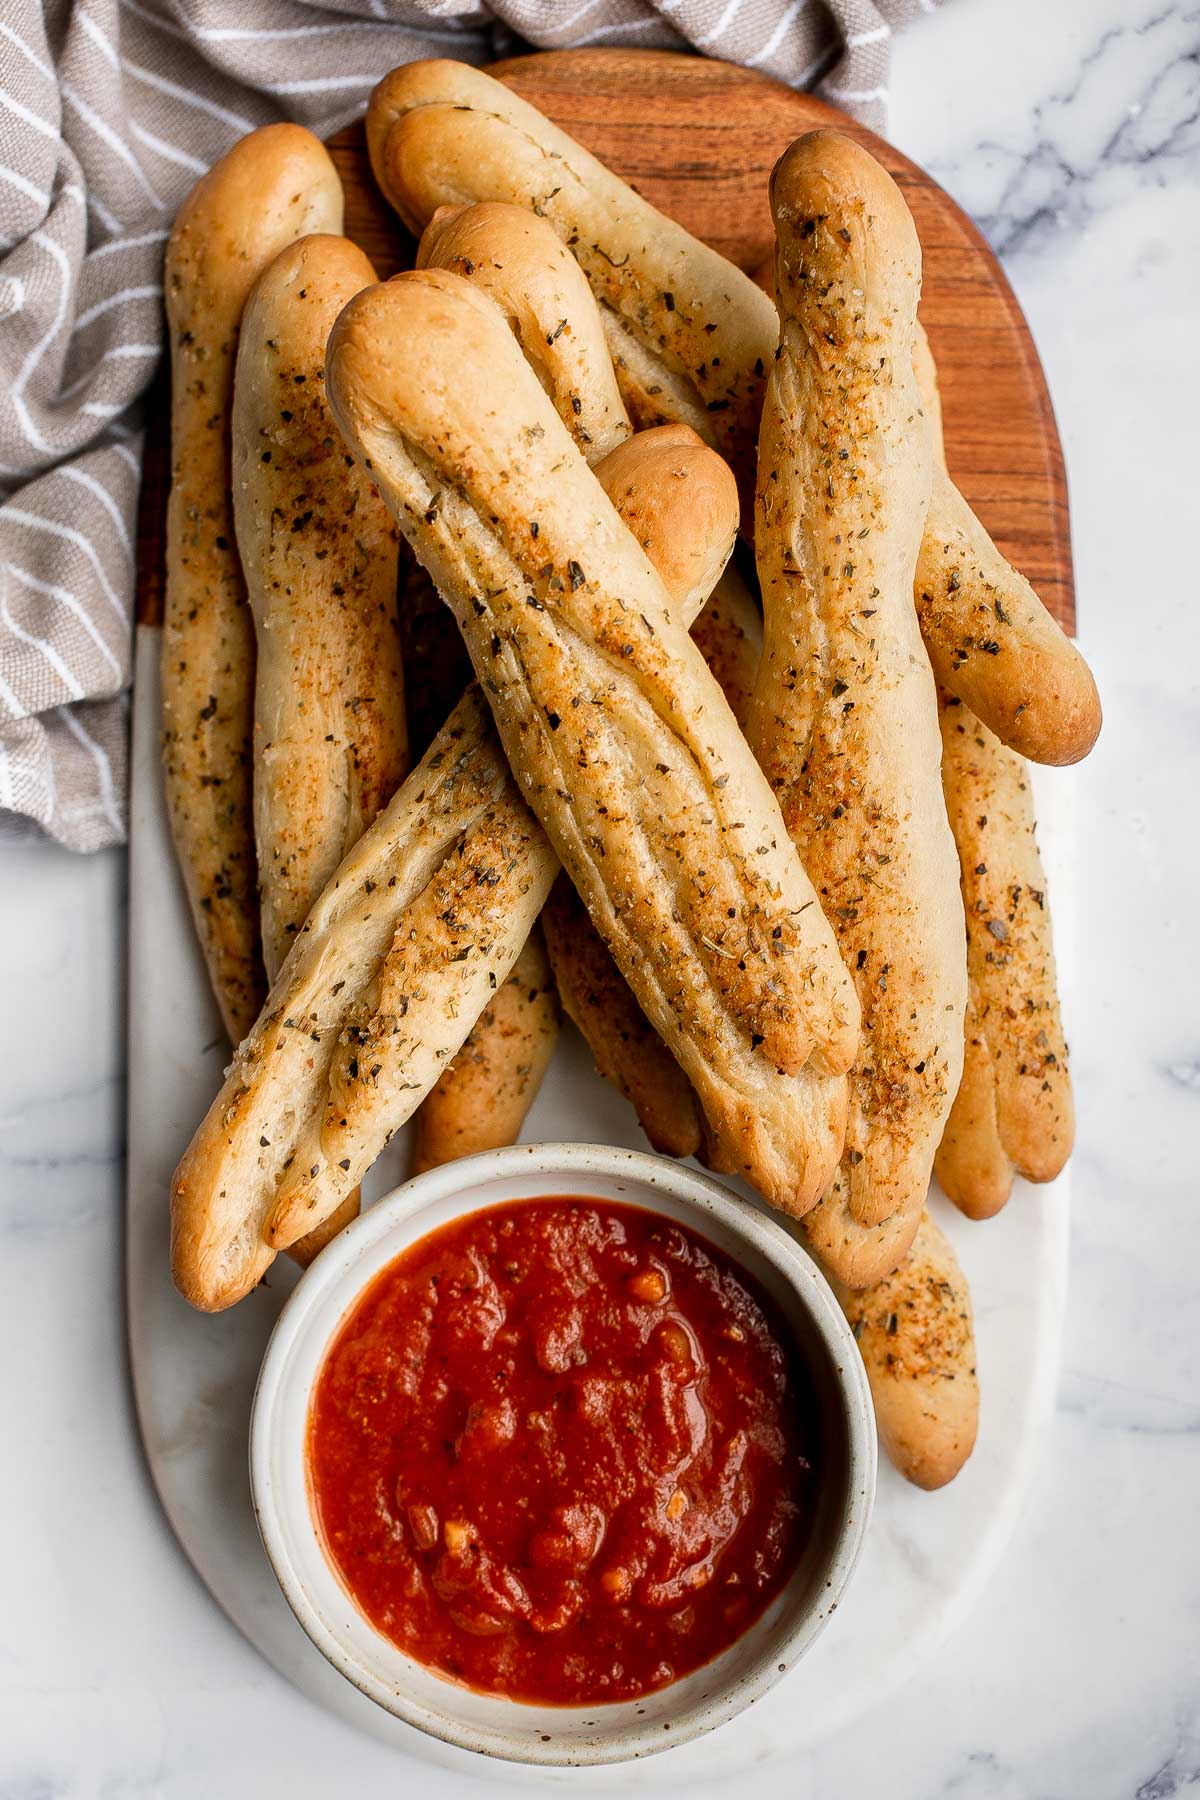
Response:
2,0,1197,1794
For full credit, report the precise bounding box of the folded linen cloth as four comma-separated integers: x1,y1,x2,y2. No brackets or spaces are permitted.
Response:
0,0,939,850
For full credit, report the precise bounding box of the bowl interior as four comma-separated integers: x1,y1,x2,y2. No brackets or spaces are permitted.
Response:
250,1144,876,1766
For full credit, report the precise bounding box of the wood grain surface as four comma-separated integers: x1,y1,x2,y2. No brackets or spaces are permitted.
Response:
136,49,1073,632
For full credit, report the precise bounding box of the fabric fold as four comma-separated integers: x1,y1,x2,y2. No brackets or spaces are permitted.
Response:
0,0,937,849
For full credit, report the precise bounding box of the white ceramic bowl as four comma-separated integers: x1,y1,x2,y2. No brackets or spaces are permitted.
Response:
250,1142,876,1767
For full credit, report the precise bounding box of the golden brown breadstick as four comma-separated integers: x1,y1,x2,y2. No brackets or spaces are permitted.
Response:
173,426,737,1307
541,873,703,1160
419,419,741,1173
326,269,860,1216
911,319,1100,766
544,557,761,1159
393,96,1090,771
410,200,631,1169
232,234,407,982
690,562,762,736
172,686,537,1309
830,1207,979,1489
935,694,1073,1216
417,201,631,463
282,422,744,1230
163,126,343,1045
367,61,776,501
410,930,559,1174
750,132,965,1287
764,255,1099,770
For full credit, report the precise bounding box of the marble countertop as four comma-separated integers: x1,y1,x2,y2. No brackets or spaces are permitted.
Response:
2,0,1196,1794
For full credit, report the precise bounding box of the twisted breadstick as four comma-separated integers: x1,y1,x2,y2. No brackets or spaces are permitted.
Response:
410,199,631,1167
367,63,1095,764
326,268,861,1215
544,561,762,1160
750,131,965,1287
163,127,343,1045
172,426,737,1308
367,60,775,503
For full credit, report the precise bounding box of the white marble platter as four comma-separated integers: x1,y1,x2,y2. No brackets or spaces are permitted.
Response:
126,625,1071,1786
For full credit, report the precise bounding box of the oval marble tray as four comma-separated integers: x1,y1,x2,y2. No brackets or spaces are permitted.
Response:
128,48,1074,1783
128,632,1070,1784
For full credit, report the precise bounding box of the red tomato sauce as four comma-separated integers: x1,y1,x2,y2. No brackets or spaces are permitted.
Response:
307,1197,815,1704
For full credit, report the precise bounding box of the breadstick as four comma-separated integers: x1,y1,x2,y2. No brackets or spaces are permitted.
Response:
417,201,631,463
829,1207,978,1489
759,260,1099,769
749,131,965,1287
172,686,509,1307
173,426,736,1308
690,562,763,737
370,66,1095,767
934,694,1073,1216
366,61,776,501
371,69,1097,770
541,872,702,1160
163,126,343,1044
326,268,861,1216
279,423,744,1233
232,234,407,982
545,559,761,1159
410,200,630,1167
911,327,1100,767
416,413,738,1172
410,930,559,1174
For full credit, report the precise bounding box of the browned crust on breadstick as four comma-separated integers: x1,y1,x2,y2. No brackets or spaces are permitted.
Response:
410,929,559,1173
173,428,740,1306
286,1190,361,1268
531,425,741,1168
171,687,521,1310
163,126,343,1045
911,316,1098,768
414,420,736,1173
910,320,1099,767
366,61,775,501
935,694,1074,1216
690,563,763,737
327,269,860,1214
544,559,760,1160
233,234,407,982
750,132,965,1286
830,1207,979,1489
417,201,631,464
542,873,703,1159
271,421,745,1251
410,200,632,1165
586,423,738,610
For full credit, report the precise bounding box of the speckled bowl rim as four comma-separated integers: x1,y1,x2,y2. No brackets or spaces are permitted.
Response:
250,1142,877,1767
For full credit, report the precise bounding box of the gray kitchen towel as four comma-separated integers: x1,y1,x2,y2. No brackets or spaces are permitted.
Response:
0,0,939,850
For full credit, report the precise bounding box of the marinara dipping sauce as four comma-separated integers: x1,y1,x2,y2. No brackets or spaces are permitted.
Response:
307,1198,815,1705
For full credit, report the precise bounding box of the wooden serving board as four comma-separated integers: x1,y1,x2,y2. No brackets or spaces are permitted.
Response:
136,47,1074,635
